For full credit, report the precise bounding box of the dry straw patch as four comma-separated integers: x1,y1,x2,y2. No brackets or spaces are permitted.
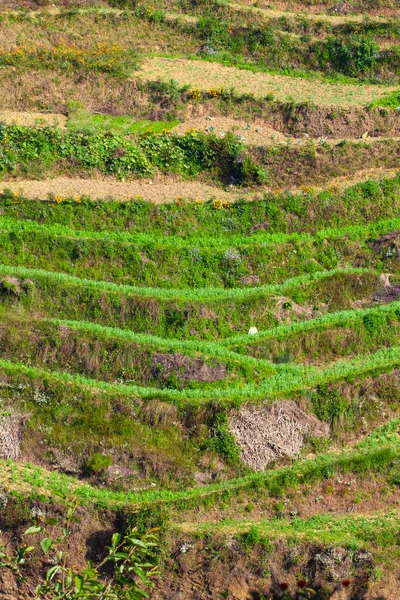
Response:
228,1,394,23
0,111,67,129
173,116,286,144
1,167,398,203
139,57,398,107
0,176,243,203
230,0,400,17
229,400,329,471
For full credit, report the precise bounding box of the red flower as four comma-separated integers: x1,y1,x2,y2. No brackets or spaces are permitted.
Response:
279,582,289,590
342,578,351,587
297,580,307,588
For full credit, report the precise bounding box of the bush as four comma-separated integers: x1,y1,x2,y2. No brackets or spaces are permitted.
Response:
324,35,379,77
310,385,348,425
363,312,387,335
85,453,112,474
205,412,241,464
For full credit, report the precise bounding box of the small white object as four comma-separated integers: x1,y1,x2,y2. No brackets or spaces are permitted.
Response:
248,327,258,335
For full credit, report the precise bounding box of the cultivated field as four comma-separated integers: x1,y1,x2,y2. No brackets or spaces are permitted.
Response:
0,0,399,599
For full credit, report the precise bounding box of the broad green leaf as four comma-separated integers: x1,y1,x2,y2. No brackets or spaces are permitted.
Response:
40,538,53,554
46,565,61,582
23,526,42,535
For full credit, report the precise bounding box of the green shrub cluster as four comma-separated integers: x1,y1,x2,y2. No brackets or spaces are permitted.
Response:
195,17,399,81
0,124,265,184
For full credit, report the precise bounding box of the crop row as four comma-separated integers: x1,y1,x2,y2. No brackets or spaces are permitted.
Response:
2,214,399,249
0,215,398,288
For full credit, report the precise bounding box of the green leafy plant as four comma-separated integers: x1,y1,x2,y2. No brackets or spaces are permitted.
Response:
1,493,159,600
85,453,113,475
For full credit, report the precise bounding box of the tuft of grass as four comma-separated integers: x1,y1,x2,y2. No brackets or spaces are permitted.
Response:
369,89,400,109
67,106,179,134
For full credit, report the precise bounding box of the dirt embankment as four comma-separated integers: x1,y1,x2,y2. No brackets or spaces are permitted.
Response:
0,69,398,139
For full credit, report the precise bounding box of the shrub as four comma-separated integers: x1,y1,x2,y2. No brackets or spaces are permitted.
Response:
85,453,112,474
324,35,379,77
310,385,348,425
363,312,387,335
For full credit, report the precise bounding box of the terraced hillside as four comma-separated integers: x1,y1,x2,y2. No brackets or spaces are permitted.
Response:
0,0,399,598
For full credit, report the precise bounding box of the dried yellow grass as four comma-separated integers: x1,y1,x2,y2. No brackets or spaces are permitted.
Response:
138,57,398,107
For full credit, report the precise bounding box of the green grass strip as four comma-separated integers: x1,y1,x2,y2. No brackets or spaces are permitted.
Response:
224,300,400,346
0,264,369,302
185,510,400,550
50,299,400,368
0,215,399,249
51,317,274,371
2,420,399,509
0,345,398,403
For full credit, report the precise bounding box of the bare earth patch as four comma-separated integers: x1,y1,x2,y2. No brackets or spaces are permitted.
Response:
138,57,398,107
0,111,67,129
173,116,286,144
229,400,329,471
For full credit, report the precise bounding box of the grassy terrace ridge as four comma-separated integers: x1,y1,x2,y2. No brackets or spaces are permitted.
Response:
0,214,398,287
224,301,400,346
177,510,400,551
2,304,398,386
2,174,399,235
138,57,399,106
0,309,275,387
0,301,397,383
0,1,399,595
0,344,399,404
0,213,399,248
2,2,397,26
1,420,399,509
0,264,370,302
0,265,379,339
1,4,399,83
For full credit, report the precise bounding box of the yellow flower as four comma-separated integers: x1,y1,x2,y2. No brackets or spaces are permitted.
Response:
212,199,223,210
